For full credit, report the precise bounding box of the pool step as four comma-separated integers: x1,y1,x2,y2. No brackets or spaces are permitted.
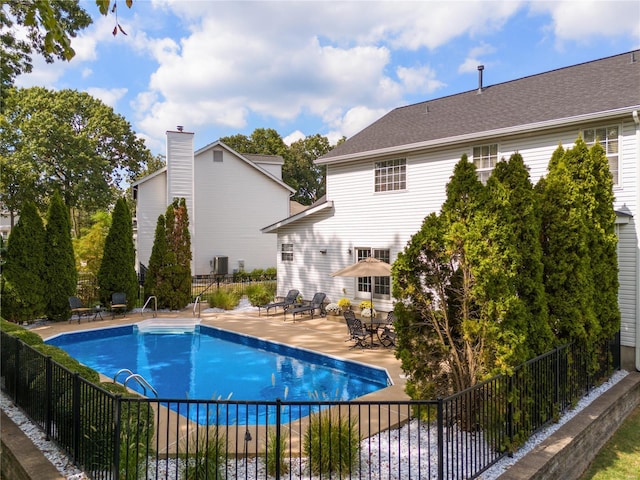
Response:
136,318,201,334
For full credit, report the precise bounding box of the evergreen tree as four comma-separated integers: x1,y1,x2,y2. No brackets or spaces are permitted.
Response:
2,201,46,322
585,142,619,340
144,215,166,304
393,155,486,397
161,198,192,310
43,192,77,321
538,142,597,345
471,154,553,371
97,198,138,308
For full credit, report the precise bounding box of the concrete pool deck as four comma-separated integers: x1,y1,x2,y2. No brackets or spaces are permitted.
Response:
27,306,410,456
31,306,409,403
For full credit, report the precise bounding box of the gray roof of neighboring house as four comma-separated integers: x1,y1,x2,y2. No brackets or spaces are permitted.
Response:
321,50,640,163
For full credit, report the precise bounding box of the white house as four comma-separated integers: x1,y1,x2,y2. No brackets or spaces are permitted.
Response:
133,129,295,277
263,50,640,371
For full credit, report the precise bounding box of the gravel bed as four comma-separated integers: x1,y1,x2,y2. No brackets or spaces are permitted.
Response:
0,369,628,479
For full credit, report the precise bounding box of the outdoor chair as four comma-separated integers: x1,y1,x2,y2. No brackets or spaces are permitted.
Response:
344,310,369,349
379,326,397,348
258,289,299,316
288,292,326,322
68,296,93,324
110,292,127,319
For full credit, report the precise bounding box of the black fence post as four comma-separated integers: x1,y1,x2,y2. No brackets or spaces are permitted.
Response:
507,374,514,450
45,356,52,441
113,395,122,480
72,373,81,462
275,398,282,480
437,397,444,480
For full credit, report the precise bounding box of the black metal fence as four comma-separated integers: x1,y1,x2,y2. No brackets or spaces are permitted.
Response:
1,331,616,480
75,272,277,308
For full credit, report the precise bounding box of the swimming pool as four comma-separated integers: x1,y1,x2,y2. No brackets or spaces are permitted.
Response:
46,323,391,424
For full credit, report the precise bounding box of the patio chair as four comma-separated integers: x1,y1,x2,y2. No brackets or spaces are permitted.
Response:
379,326,397,348
288,292,326,322
344,310,369,349
111,292,127,319
68,296,93,324
258,289,300,316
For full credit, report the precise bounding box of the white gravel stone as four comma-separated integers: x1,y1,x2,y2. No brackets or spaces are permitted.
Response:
1,369,628,479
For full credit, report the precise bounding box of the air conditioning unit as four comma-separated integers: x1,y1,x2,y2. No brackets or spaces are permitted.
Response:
211,256,228,275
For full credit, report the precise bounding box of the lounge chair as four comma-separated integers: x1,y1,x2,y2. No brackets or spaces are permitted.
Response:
258,289,299,316
111,292,127,318
68,296,93,324
288,292,326,322
344,310,369,349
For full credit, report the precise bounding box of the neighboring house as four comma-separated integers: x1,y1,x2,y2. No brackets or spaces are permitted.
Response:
133,130,295,277
263,50,640,371
0,210,13,242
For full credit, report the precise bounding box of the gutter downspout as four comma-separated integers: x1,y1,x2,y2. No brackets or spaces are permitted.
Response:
633,109,640,372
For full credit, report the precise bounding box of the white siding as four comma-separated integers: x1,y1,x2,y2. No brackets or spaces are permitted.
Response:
281,115,639,350
166,131,195,271
617,220,637,347
193,149,290,276
135,173,167,270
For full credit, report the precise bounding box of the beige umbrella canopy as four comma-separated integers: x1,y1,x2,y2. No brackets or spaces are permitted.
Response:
331,257,392,278
331,257,391,309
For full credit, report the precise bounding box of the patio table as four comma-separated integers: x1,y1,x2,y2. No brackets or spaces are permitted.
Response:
362,318,388,346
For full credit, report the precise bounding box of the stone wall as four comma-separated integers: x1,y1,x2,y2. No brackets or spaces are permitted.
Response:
497,372,640,480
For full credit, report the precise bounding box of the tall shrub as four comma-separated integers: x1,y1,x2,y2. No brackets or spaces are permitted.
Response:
470,154,553,370
538,142,598,346
97,198,138,308
43,192,77,321
161,198,192,310
2,201,46,322
393,155,486,397
144,215,167,304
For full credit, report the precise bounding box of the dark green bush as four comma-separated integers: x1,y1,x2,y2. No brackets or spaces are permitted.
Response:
8,329,45,346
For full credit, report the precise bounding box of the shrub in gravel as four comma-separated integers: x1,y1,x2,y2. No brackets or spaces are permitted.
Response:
304,409,360,476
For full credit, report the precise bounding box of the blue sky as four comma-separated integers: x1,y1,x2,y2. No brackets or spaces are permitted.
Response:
15,1,640,155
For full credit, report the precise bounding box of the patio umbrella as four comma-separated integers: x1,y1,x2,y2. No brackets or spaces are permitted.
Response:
331,257,391,310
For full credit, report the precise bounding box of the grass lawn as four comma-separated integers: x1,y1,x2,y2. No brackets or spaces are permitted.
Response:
580,405,640,479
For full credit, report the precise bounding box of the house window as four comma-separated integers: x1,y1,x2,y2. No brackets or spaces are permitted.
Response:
584,126,619,185
375,159,406,192
281,243,293,262
356,248,391,300
473,143,498,183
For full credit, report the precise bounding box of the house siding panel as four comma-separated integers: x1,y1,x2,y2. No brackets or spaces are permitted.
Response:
193,149,289,276
280,116,640,346
135,173,166,270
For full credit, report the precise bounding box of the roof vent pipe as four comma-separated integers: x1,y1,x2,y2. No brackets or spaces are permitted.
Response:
477,65,484,94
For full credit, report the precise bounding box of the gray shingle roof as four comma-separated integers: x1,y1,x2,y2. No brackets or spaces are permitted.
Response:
321,50,640,162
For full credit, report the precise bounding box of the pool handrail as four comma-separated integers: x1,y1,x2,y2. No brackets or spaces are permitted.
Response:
193,295,201,318
113,369,158,398
141,295,157,317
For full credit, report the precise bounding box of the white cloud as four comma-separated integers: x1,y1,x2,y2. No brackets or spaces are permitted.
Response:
530,0,640,44
458,43,497,74
85,87,128,108
397,65,446,93
283,130,306,146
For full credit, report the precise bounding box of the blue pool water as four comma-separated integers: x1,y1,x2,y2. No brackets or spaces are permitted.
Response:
46,324,390,424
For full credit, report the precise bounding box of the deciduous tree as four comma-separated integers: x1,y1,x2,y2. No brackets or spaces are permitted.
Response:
1,87,152,235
